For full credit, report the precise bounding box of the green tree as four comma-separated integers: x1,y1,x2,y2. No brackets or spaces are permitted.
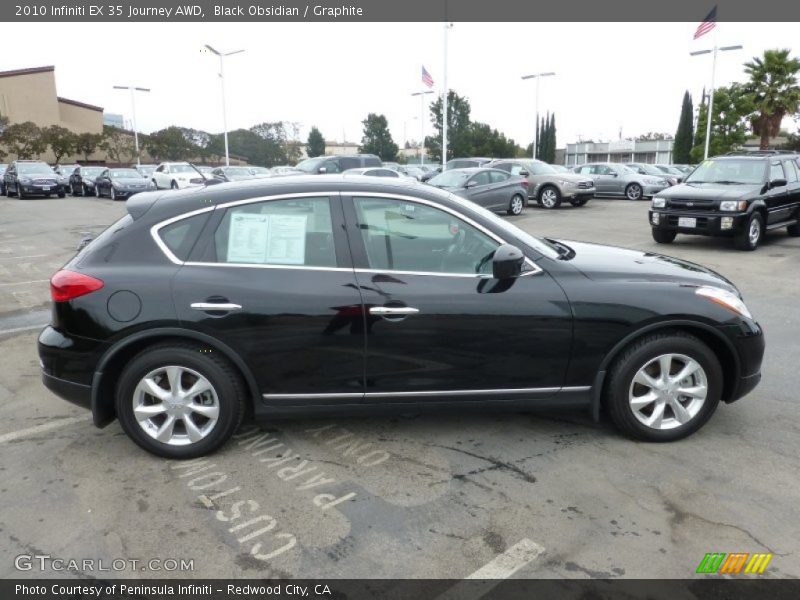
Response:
743,48,800,150
548,113,557,163
3,122,47,159
0,115,10,160
74,132,102,161
100,125,136,164
425,90,472,162
691,83,754,161
673,91,695,163
469,122,518,158
249,121,293,167
145,126,194,161
636,132,672,141
307,126,325,158
42,125,77,164
358,113,398,161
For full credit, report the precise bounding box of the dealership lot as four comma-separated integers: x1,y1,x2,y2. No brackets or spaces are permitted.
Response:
1,194,798,580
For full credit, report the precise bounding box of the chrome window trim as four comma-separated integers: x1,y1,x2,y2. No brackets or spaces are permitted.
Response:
263,386,591,401
150,189,542,277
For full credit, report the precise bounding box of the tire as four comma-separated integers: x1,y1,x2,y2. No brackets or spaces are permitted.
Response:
72,183,82,197
17,184,26,199
625,183,643,201
152,179,158,190
570,198,589,207
58,191,65,198
538,185,562,209
735,212,763,251
652,228,677,244
507,194,525,216
605,332,722,442
115,343,247,459
787,221,800,237
95,185,102,198
110,187,117,201
171,180,179,190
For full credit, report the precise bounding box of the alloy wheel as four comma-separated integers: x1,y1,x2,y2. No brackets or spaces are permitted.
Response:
626,184,642,200
132,365,220,446
541,189,557,208
510,195,524,215
628,353,707,430
749,218,761,246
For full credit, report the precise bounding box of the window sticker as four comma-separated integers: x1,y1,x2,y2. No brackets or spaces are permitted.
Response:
266,214,307,265
227,213,270,263
227,212,308,265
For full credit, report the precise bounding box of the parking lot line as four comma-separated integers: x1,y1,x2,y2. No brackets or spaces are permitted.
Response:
0,254,49,260
0,416,86,444
0,325,46,336
0,279,49,286
435,538,545,600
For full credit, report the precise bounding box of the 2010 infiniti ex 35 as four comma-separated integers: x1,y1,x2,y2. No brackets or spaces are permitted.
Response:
38,176,764,458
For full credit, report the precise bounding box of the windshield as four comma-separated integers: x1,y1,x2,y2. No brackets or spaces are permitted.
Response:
136,166,155,175
685,159,765,184
18,163,55,175
429,171,471,187
82,167,105,177
109,169,139,178
225,167,254,177
295,157,325,173
630,163,662,175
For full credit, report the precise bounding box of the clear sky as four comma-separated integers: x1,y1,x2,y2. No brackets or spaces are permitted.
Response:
2,22,797,148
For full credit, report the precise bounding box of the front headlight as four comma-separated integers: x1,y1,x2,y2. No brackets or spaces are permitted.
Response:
696,286,752,320
719,200,747,212
559,179,575,187
643,177,664,185
652,197,666,208
112,182,120,190
18,176,31,184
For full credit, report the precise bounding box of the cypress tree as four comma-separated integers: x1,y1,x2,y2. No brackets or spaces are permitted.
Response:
673,91,694,164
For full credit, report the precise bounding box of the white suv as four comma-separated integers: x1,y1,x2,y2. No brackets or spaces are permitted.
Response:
151,162,207,190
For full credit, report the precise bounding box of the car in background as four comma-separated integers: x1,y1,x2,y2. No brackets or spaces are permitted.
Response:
53,164,80,179
572,163,669,200
672,165,694,176
38,174,764,457
69,166,106,196
94,167,155,200
428,167,527,215
626,163,680,187
421,166,442,182
446,157,493,170
343,167,413,179
649,153,800,250
211,166,257,182
0,164,7,195
655,165,685,182
295,154,381,174
267,166,298,176
133,164,157,179
195,166,215,179
151,162,207,190
3,160,66,199
488,159,595,209
404,166,426,180
550,164,570,173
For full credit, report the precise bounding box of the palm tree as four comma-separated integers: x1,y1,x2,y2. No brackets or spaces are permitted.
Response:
744,49,800,150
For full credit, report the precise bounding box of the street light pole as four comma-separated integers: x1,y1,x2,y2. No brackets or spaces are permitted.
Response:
205,44,245,167
442,22,452,169
690,43,742,159
112,85,150,165
521,72,555,160
411,90,434,166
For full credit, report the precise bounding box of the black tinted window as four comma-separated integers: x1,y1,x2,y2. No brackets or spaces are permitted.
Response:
470,172,492,186
339,158,360,171
159,213,211,261
770,162,785,181
363,156,381,167
489,171,510,183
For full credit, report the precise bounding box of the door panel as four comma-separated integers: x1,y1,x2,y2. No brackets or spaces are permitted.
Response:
345,195,572,401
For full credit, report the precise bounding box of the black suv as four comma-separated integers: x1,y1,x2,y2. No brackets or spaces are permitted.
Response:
295,154,381,174
649,152,800,250
3,160,66,199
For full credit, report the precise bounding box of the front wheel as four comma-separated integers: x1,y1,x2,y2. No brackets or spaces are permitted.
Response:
538,186,562,209
651,228,676,244
605,332,722,442
171,180,179,190
115,343,246,459
570,197,589,207
786,221,800,237
625,183,643,200
17,184,26,199
507,194,525,216
95,185,102,198
735,212,763,251
110,187,117,201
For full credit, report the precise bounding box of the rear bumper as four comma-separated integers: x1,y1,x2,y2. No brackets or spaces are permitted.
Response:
649,210,749,236
42,371,91,409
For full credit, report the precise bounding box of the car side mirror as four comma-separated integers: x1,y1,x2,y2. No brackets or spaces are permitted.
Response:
492,244,525,280
769,178,787,189
519,170,529,177
609,172,618,177
465,180,478,188
318,167,327,174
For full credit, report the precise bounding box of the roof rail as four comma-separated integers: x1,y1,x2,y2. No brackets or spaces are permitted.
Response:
724,149,796,156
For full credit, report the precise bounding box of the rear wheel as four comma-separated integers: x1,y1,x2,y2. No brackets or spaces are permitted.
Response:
171,180,179,190
652,229,676,243
95,185,101,198
570,197,589,207
17,184,26,199
507,194,525,216
625,183,643,200
538,185,562,209
735,212,763,251
787,221,800,237
115,343,246,459
605,332,722,442
110,187,117,201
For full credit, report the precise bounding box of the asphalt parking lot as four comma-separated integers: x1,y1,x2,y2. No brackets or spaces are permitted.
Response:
1,193,798,581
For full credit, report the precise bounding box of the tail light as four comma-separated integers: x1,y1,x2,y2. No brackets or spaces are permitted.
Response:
521,179,529,186
50,270,104,302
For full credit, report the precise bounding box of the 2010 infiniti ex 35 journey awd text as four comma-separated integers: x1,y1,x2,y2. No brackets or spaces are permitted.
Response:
38,176,764,458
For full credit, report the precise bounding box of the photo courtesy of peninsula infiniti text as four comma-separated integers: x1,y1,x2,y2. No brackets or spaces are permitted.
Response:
38,175,765,458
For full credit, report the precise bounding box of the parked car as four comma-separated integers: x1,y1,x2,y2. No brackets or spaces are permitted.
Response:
133,164,157,179
446,157,493,170
655,164,685,182
53,164,80,179
211,166,257,182
94,168,155,200
295,154,381,174
420,166,442,182
0,164,7,195
572,163,669,200
69,166,106,196
3,160,66,198
626,163,680,186
649,153,800,250
488,159,595,209
428,167,528,215
39,175,764,458
672,165,694,176
267,166,298,176
152,162,207,190
344,167,412,179
550,164,570,173
404,166,427,180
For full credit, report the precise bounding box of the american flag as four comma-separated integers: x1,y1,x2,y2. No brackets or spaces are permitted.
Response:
422,66,434,88
693,5,717,40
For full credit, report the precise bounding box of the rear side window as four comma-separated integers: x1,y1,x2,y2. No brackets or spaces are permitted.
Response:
782,160,798,182
770,161,785,181
158,213,211,262
339,157,360,171
489,171,510,183
75,214,134,265
213,197,336,267
363,156,381,167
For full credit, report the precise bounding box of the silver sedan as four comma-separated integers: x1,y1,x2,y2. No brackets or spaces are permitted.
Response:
572,163,669,200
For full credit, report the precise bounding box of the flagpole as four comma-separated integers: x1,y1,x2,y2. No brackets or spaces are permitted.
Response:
442,21,450,170
420,90,425,166
703,27,718,160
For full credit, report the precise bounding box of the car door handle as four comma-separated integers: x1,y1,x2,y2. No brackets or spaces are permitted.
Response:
191,302,242,312
369,306,419,316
